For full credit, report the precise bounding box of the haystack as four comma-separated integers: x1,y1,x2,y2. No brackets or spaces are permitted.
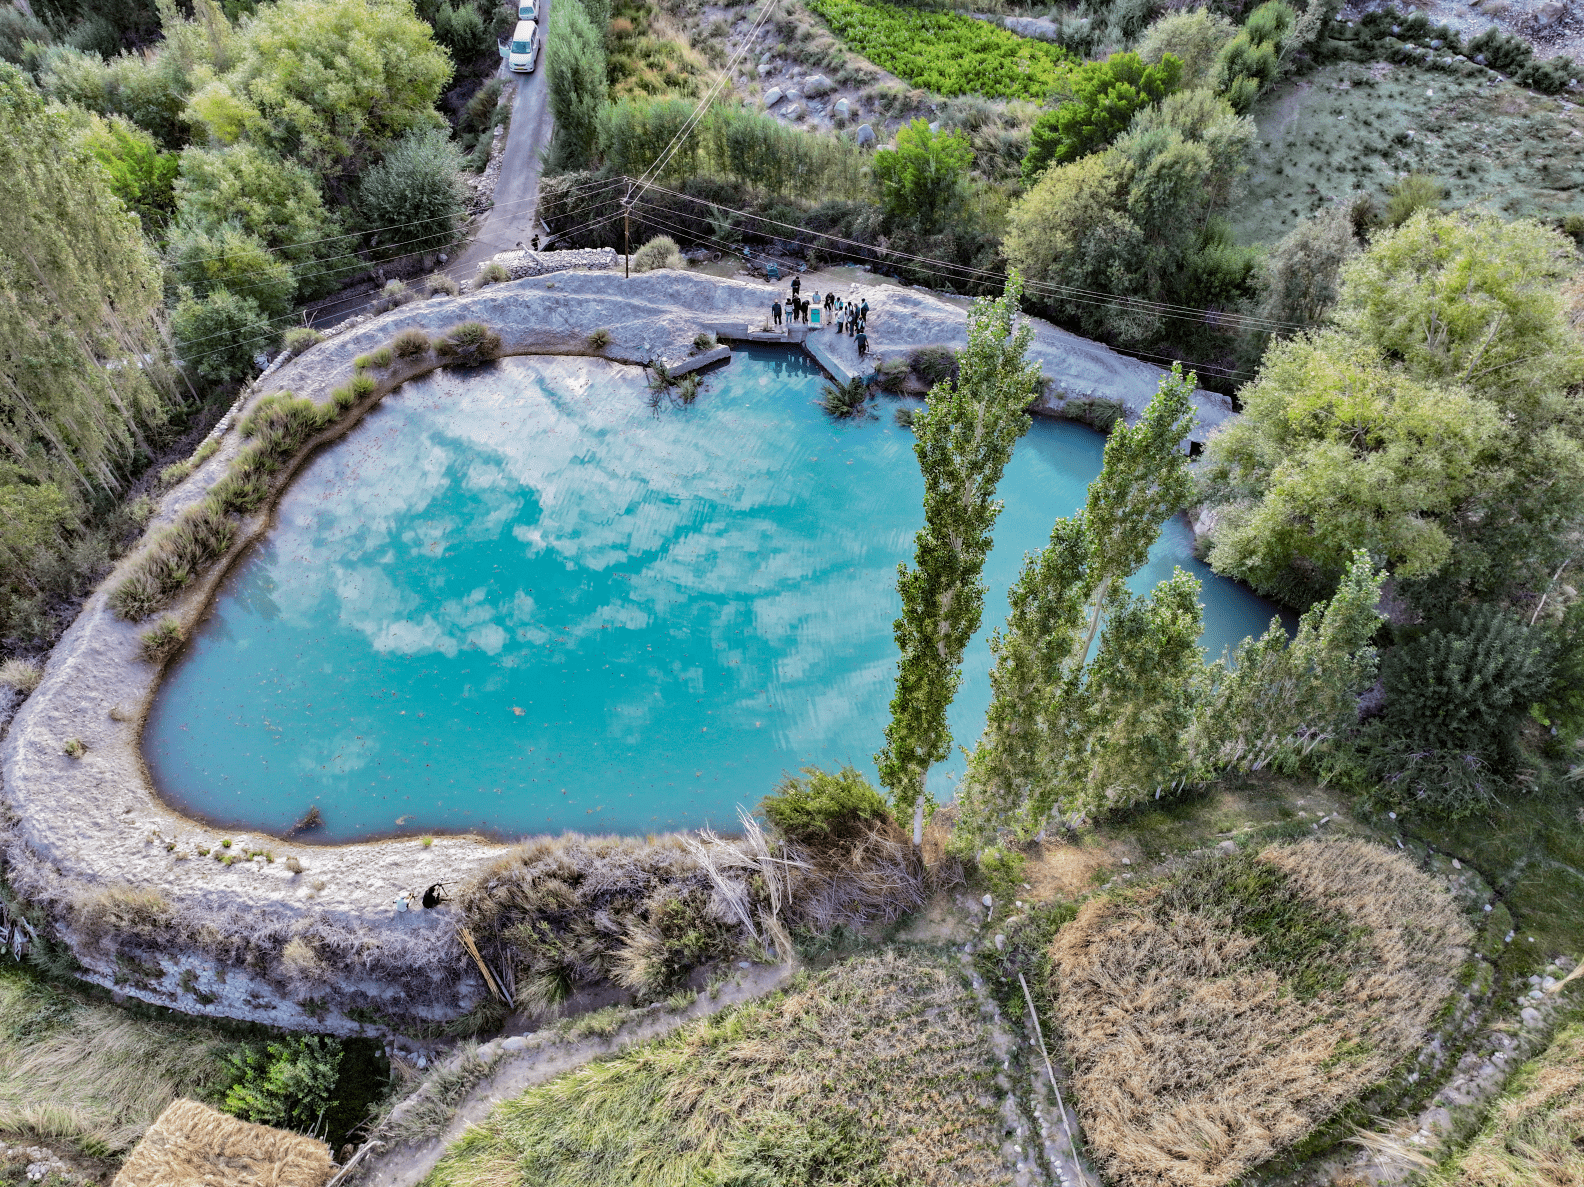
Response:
112,1098,335,1187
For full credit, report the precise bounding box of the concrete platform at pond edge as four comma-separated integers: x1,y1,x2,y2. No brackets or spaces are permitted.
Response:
0,266,1232,1033
667,343,732,377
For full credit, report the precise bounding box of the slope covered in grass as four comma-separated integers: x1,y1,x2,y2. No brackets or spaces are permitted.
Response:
424,950,1009,1187
1231,61,1584,245
1050,838,1472,1187
1434,1020,1584,1187
0,966,233,1154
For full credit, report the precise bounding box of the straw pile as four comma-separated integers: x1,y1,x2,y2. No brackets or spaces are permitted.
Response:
112,1098,335,1187
1050,838,1472,1187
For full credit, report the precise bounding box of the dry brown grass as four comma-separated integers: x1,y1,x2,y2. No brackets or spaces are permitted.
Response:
1433,1022,1584,1187
112,1098,334,1187
1050,838,1472,1187
425,950,1010,1187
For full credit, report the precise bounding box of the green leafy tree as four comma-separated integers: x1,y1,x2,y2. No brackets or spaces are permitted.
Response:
1255,204,1358,329
1202,212,1584,610
166,222,296,319
184,0,451,180
1214,0,1294,112
872,119,974,234
546,0,606,171
434,1,493,63
759,765,891,844
1023,51,1183,186
1004,90,1254,344
1384,172,1442,227
171,286,273,385
877,273,1041,822
1137,8,1237,88
958,365,1197,840
356,128,467,256
223,1036,342,1133
81,112,179,233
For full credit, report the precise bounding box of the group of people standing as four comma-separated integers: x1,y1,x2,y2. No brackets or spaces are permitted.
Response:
769,276,872,357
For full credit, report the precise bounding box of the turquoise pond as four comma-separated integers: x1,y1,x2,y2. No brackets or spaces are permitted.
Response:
145,348,1287,842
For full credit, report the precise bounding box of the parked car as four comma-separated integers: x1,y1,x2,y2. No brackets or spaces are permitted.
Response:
508,18,538,72
517,2,536,20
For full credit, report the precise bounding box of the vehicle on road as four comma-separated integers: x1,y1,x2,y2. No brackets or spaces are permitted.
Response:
508,18,539,72
517,1,536,18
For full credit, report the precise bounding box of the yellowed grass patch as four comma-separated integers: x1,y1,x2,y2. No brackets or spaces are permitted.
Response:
1434,1021,1584,1187
425,950,1010,1187
1050,838,1471,1187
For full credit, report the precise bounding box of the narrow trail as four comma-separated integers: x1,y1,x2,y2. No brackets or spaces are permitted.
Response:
353,960,796,1187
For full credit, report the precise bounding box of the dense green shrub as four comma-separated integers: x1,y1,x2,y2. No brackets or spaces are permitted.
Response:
358,129,468,257
1023,51,1183,185
1138,7,1237,88
545,0,606,171
138,617,184,662
1255,204,1358,329
1385,173,1443,227
167,223,296,321
631,234,684,272
223,1036,342,1133
1368,606,1554,815
436,321,502,365
108,498,236,620
434,1,492,62
760,765,891,845
1214,0,1294,112
283,327,324,356
391,328,432,358
820,377,871,418
81,114,179,232
1464,26,1533,75
805,0,1073,99
171,287,273,386
874,119,973,233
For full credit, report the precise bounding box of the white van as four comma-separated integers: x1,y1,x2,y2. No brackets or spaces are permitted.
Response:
517,2,536,19
508,19,538,72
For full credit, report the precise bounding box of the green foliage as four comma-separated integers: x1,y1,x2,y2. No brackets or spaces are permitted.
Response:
391,328,431,358
436,321,502,366
283,327,324,356
873,119,973,233
357,129,466,257
1023,51,1184,186
0,6,51,67
1138,7,1237,89
1385,172,1443,227
171,286,272,385
1214,0,1295,112
1004,88,1256,345
976,845,1026,901
167,222,296,320
185,0,450,179
877,274,1039,817
631,234,684,272
760,765,890,845
36,40,195,150
0,63,178,639
222,1035,342,1133
1537,599,1584,745
545,0,605,171
819,377,871,419
958,366,1201,840
1368,606,1554,816
434,1,492,63
1255,204,1357,329
1205,212,1584,610
108,497,236,619
138,616,184,662
598,98,869,199
81,113,178,232
805,0,1074,100
1158,848,1367,1000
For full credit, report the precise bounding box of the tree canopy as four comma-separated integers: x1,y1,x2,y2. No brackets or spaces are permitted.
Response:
1023,51,1184,186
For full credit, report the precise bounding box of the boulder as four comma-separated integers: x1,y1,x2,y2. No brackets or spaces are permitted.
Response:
502,1035,529,1051
1536,0,1564,26
784,88,804,106
784,104,803,120
804,73,835,96
855,122,877,146
757,63,771,76
834,97,850,119
928,120,941,133
763,87,783,107
1520,1006,1543,1028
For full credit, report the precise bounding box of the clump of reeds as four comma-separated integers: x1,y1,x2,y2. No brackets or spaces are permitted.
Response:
283,327,324,357
425,273,460,298
819,377,872,419
476,261,510,286
0,658,42,693
137,617,184,663
588,328,611,350
1049,838,1473,1187
436,322,502,366
109,499,236,620
392,328,432,358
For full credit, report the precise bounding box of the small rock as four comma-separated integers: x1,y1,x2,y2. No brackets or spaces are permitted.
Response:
756,63,772,76
759,51,771,64
855,123,877,146
784,89,803,106
416,1055,427,1069
738,960,751,968
783,104,802,121
1452,857,1462,868
982,893,993,908
1472,53,1487,65
1216,839,1237,854
994,933,1006,950
1520,1006,1543,1027
501,1035,529,1052
437,253,447,263
763,87,782,107
1429,38,1443,48
928,120,941,133
1543,976,1558,990
1120,856,1131,865
1506,931,1515,943
1529,988,1544,999
833,97,850,119
804,74,834,96
1535,0,1564,26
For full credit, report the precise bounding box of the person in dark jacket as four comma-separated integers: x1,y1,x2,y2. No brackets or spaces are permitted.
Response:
791,275,801,298
824,291,835,312
855,328,868,358
772,299,782,326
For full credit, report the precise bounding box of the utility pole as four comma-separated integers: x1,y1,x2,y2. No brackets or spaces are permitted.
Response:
623,183,633,279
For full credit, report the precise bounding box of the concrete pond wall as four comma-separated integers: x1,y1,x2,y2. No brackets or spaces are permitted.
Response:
0,269,1233,1033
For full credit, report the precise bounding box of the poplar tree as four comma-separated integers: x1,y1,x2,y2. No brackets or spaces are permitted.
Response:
876,272,1042,823
958,365,1198,843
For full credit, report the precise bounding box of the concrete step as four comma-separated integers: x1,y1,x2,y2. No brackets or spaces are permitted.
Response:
668,344,731,377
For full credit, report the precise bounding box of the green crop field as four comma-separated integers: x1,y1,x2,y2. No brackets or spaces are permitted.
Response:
805,0,1073,100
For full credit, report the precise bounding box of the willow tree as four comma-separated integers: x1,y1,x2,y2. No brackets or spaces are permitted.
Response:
877,272,1042,828
0,64,176,637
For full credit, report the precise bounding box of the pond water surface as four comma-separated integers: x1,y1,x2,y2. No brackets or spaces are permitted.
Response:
146,349,1285,841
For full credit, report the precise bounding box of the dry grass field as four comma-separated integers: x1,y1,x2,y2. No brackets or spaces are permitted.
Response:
1433,1021,1584,1187
1049,838,1472,1187
422,950,1009,1187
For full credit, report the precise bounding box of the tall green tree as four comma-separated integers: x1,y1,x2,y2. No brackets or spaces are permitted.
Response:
877,272,1041,822
1022,51,1183,186
546,0,606,172
958,365,1197,841
872,119,974,234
